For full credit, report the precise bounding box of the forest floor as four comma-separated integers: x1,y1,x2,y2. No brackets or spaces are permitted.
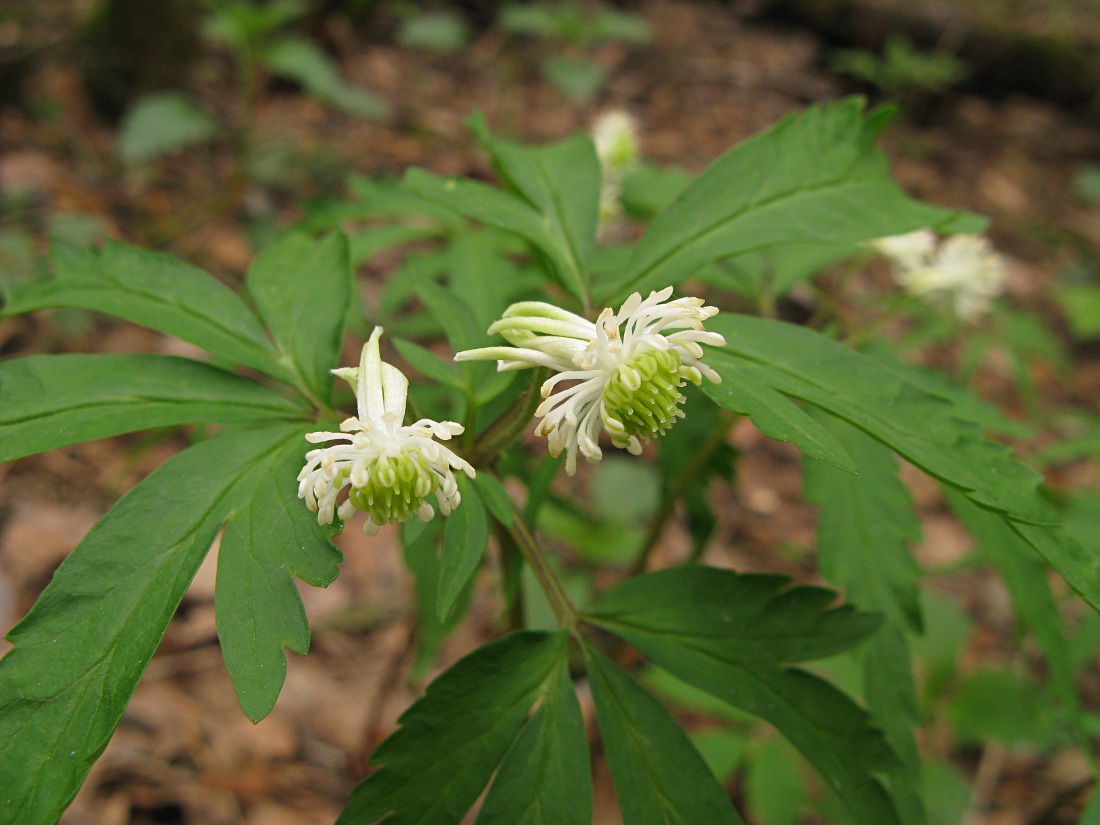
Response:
1,1,1100,824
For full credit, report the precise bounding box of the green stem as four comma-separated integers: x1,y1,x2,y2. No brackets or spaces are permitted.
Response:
628,411,738,576
506,508,576,629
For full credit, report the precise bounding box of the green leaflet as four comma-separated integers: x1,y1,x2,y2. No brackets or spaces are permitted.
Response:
474,656,592,825
245,231,352,403
336,630,568,825
1,240,288,381
803,414,925,825
216,434,343,722
0,353,304,462
437,475,490,621
701,368,856,473
609,98,966,302
708,315,1050,523
582,643,746,825
470,472,515,527
402,120,600,306
0,423,305,825
402,169,584,304
705,314,1100,613
585,567,899,825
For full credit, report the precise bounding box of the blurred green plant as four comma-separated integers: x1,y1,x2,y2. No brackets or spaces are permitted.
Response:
830,36,968,106
500,1,650,103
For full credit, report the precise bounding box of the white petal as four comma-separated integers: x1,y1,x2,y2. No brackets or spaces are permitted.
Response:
358,327,385,422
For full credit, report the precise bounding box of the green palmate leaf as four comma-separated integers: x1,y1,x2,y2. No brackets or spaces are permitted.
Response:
582,643,746,825
336,630,568,825
1,240,288,381
803,412,922,631
609,98,964,302
706,314,1100,613
586,567,899,825
0,353,303,462
445,230,527,332
417,278,484,352
946,491,1079,722
0,422,303,825
466,116,599,303
216,434,342,722
437,475,490,621
402,168,585,304
475,656,592,825
803,414,925,825
246,231,352,403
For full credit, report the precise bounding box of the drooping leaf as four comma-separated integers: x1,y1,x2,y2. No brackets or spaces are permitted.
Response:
658,384,736,557
0,354,303,462
586,567,899,825
475,657,592,825
1,240,288,381
336,630,567,825
803,413,926,825
0,423,303,825
437,475,490,621
610,98,967,302
117,93,217,163
582,643,746,825
946,490,1078,723
705,314,1100,614
744,739,808,825
246,230,352,403
803,412,922,631
216,433,342,722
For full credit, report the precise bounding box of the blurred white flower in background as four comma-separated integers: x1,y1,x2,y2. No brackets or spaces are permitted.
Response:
591,110,640,226
871,229,1006,321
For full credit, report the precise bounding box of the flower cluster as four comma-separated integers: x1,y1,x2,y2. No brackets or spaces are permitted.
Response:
871,229,1006,321
297,328,474,535
455,287,725,475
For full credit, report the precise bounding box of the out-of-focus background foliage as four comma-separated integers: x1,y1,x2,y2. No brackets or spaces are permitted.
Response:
2,1,1100,823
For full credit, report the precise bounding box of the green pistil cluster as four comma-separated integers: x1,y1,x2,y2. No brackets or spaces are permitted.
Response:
602,348,688,446
349,450,438,524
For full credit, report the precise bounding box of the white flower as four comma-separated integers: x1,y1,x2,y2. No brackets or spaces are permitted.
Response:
297,328,475,535
872,230,1006,321
592,110,640,181
592,110,640,227
454,288,725,475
